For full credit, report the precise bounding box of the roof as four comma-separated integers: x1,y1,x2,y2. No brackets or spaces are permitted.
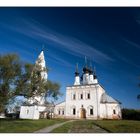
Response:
55,101,65,106
100,93,121,104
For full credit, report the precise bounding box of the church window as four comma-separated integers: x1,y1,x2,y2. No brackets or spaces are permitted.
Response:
62,110,64,115
73,108,76,115
90,108,93,115
113,109,116,114
80,94,83,99
87,93,90,99
26,109,29,114
73,94,76,100
58,110,61,115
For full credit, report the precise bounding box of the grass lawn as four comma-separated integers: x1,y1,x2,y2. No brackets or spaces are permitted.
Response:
52,120,140,133
0,118,66,133
52,120,107,133
92,120,140,133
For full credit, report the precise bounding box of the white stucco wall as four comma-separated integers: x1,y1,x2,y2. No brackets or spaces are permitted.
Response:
54,102,66,117
54,83,121,120
100,103,121,119
65,84,103,119
19,106,40,120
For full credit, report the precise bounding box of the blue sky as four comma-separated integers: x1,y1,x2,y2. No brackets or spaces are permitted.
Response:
0,8,140,109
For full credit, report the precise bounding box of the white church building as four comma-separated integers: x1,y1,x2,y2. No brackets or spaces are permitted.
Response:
54,62,122,120
19,50,121,120
20,50,54,120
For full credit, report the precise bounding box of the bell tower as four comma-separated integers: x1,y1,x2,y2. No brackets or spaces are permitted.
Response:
35,50,48,81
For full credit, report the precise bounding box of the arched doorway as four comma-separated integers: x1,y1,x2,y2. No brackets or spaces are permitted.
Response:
80,108,86,119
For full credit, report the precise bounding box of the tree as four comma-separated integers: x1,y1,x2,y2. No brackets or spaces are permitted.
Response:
0,54,21,113
137,77,140,102
0,53,62,113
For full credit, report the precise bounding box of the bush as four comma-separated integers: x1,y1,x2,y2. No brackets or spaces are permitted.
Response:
122,108,140,120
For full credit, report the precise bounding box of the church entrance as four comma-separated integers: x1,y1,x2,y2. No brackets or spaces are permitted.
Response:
80,108,86,119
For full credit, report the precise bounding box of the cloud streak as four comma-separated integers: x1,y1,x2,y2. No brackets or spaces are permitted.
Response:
123,38,140,49
0,18,114,65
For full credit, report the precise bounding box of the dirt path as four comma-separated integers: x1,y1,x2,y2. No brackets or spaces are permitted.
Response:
34,120,75,133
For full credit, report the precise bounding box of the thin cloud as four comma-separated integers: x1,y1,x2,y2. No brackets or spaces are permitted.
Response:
111,48,140,69
0,18,114,64
123,38,140,49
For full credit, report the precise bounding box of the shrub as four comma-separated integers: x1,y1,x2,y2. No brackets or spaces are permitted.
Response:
122,108,140,120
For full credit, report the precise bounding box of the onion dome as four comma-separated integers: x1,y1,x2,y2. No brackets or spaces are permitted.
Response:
83,66,89,74
83,56,90,74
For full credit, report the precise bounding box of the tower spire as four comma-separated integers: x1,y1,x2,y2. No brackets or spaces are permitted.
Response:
85,56,87,67
75,63,79,76
93,66,97,79
74,63,80,85
89,60,93,75
42,44,44,51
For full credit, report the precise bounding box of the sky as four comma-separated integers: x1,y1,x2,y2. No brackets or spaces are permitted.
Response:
0,8,140,109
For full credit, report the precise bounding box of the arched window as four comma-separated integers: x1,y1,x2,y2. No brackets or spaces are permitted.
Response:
62,110,64,115
71,106,76,115
58,109,61,115
87,93,90,99
73,94,76,100
73,108,76,115
113,109,116,114
26,109,29,114
90,108,93,115
88,106,94,115
80,94,83,99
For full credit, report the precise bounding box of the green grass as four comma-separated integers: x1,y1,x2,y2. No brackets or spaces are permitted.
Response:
1,119,140,133
51,121,74,133
52,120,140,133
92,120,140,133
52,120,101,133
0,118,66,133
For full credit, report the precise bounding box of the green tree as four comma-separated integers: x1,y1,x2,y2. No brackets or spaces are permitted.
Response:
0,54,21,113
0,53,62,113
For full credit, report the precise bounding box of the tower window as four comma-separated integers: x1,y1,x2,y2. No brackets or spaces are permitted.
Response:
90,108,93,115
87,93,90,99
80,94,83,99
113,110,116,114
73,108,76,115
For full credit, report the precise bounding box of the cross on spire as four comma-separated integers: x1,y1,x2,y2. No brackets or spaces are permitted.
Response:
76,63,78,73
85,56,87,67
42,44,44,51
93,66,97,79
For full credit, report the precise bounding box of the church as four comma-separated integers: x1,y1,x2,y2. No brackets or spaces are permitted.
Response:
20,50,54,120
19,50,122,120
54,60,122,120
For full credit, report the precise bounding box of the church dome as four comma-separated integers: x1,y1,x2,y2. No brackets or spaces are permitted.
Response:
89,67,93,75
75,71,79,76
83,66,89,74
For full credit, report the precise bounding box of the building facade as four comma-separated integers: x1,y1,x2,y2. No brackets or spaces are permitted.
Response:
54,62,122,119
19,50,121,120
